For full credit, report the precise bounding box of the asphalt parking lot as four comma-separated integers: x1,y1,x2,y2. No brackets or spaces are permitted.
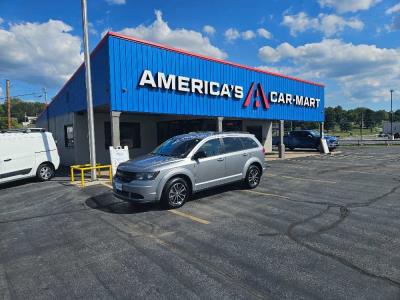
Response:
1,146,399,299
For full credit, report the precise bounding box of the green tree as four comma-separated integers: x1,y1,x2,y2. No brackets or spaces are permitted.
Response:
324,107,336,131
339,117,352,132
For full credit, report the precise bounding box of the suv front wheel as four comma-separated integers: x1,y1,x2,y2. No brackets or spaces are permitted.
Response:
245,164,261,189
161,177,190,209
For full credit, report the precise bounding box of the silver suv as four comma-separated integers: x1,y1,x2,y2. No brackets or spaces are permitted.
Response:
113,132,266,208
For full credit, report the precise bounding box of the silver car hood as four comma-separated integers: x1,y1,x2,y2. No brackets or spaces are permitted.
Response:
118,154,184,172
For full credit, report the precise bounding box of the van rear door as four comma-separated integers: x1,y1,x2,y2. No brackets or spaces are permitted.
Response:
1,135,36,181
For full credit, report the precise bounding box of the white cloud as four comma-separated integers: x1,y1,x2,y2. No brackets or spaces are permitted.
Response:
318,0,380,13
0,19,82,88
391,16,400,30
0,17,4,25
88,22,98,35
225,28,265,41
282,12,364,37
224,28,240,42
257,28,272,39
258,39,400,104
241,30,256,40
118,10,227,59
105,0,126,5
385,3,400,31
282,12,318,36
0,87,3,97
203,25,215,35
386,3,400,14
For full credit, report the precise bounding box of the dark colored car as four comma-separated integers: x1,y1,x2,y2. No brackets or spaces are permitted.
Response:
272,130,338,151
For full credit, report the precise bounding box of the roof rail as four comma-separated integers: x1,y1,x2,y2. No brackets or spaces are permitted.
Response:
0,128,46,134
220,131,251,134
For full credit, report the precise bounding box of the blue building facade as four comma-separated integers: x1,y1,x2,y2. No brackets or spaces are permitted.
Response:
38,32,324,165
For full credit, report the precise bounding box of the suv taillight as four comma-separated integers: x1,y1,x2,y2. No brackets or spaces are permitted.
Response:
262,147,265,154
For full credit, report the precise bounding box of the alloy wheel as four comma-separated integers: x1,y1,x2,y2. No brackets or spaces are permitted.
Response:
168,182,187,206
248,167,260,186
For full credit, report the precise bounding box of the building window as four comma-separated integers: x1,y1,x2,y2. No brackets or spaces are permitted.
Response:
105,122,141,149
64,125,74,148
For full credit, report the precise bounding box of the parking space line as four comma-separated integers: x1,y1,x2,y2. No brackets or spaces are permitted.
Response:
99,182,113,189
98,181,209,224
168,210,210,225
269,173,336,184
242,190,290,199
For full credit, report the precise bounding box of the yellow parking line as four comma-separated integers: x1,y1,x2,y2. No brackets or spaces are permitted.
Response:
168,209,210,225
98,181,209,224
242,190,290,199
99,181,113,189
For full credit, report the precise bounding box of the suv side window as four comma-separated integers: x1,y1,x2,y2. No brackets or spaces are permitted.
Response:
223,137,244,153
197,138,223,157
240,137,259,149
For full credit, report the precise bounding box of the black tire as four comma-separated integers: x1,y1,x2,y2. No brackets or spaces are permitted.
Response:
245,164,261,189
161,177,190,209
36,163,54,181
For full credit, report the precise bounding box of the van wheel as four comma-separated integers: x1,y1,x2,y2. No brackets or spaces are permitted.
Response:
161,177,189,209
36,163,54,181
245,165,261,189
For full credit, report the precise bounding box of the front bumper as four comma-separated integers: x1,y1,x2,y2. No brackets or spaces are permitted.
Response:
112,179,158,203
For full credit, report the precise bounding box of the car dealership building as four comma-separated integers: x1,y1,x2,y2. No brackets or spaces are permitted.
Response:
37,32,325,166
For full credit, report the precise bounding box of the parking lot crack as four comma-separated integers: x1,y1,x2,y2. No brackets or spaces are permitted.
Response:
284,204,400,289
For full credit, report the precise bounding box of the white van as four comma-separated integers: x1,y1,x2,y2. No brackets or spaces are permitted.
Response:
0,129,60,184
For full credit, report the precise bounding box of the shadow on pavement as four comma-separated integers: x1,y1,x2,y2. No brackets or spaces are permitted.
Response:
85,182,245,214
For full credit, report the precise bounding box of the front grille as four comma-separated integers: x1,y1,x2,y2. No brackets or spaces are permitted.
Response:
115,170,136,183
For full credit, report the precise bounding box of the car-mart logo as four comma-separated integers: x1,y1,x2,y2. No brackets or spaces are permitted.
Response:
243,83,269,109
138,70,321,108
243,82,321,109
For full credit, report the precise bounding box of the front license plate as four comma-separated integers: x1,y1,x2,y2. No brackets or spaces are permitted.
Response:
115,182,122,191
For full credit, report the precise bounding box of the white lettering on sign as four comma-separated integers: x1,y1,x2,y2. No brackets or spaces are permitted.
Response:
138,69,321,108
270,92,320,108
139,69,243,99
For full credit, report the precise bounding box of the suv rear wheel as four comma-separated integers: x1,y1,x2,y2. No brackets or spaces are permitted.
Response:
245,164,261,189
36,163,54,181
161,177,190,209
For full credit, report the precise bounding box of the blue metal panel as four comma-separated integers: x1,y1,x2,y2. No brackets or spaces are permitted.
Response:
109,36,324,122
37,39,111,124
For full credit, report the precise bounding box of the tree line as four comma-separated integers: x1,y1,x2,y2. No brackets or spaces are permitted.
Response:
0,98,47,129
324,106,400,132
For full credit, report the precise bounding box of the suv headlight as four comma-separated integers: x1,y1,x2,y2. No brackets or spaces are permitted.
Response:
135,171,159,180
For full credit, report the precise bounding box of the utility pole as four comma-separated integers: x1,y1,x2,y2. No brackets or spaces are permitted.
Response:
390,89,394,140
81,0,97,181
360,111,363,142
43,87,48,104
43,87,50,131
6,80,11,129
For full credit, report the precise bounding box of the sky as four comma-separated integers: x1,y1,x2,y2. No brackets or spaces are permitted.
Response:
0,0,399,110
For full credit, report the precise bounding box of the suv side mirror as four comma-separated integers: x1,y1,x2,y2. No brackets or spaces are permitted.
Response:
192,150,206,160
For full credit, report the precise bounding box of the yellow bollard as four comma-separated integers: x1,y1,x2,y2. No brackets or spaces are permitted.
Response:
70,167,75,183
81,169,85,187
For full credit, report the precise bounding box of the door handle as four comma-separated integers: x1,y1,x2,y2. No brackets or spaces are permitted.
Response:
242,153,248,156
217,158,224,161
4,159,11,162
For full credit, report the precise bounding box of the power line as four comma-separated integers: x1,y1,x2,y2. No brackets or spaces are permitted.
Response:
0,92,43,100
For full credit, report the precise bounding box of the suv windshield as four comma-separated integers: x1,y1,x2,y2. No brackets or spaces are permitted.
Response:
151,136,203,158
